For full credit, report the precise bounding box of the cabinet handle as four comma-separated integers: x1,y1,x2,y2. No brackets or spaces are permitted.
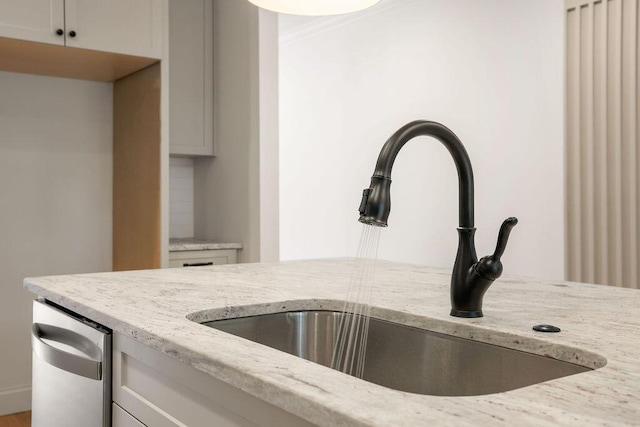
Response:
68,30,77,38
183,262,214,267
56,29,64,36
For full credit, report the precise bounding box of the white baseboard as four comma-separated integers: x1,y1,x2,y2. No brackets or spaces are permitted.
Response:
0,385,31,416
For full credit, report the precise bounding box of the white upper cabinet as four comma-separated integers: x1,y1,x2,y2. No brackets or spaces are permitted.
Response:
65,0,163,59
0,0,163,59
169,0,214,156
0,0,65,45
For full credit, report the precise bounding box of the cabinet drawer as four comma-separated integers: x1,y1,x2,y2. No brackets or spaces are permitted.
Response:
168,249,237,267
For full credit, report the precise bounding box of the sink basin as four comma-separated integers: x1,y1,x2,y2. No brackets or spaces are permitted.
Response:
199,310,592,396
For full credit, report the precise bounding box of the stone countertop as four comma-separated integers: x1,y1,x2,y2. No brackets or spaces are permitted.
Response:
168,238,243,252
23,259,640,426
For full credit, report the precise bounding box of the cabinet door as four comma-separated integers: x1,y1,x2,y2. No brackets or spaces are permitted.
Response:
64,0,163,59
113,333,314,427
0,0,65,45
113,403,147,427
168,0,214,156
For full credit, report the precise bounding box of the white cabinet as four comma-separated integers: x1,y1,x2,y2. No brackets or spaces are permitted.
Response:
65,0,163,58
169,249,238,268
112,333,313,427
113,403,146,427
168,0,214,156
0,0,65,45
0,0,163,59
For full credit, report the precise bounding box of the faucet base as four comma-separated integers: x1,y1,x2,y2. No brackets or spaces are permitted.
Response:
450,309,483,318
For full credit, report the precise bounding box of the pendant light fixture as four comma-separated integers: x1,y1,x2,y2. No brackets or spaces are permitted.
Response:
247,0,381,16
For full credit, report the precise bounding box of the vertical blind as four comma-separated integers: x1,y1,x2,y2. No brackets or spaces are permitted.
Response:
566,0,639,288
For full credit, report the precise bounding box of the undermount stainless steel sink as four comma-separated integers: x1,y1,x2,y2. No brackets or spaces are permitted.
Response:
200,310,592,396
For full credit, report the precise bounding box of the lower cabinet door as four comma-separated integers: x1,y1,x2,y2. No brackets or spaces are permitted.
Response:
112,333,315,427
113,403,146,427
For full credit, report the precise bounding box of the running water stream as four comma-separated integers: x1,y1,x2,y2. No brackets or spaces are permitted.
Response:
331,224,381,379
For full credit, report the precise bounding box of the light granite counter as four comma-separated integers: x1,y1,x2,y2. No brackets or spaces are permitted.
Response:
24,259,640,426
169,237,243,252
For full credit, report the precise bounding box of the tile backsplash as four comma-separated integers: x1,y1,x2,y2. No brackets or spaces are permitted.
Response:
170,157,194,238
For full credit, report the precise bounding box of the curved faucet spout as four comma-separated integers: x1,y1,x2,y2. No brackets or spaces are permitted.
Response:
366,120,474,228
358,120,517,318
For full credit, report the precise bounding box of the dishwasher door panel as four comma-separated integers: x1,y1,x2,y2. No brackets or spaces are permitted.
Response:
32,299,111,427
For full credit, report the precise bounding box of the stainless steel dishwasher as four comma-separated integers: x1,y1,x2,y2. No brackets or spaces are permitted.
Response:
31,299,111,427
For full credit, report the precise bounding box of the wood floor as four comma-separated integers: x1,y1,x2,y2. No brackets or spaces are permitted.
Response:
0,411,30,427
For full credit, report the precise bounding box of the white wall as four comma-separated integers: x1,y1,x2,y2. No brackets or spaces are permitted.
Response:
279,0,565,280
0,71,113,414
194,0,279,262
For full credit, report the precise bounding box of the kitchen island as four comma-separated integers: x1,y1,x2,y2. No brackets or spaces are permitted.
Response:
24,259,640,426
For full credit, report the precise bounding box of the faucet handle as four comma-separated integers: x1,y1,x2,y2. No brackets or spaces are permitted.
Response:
473,217,518,281
493,217,518,261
